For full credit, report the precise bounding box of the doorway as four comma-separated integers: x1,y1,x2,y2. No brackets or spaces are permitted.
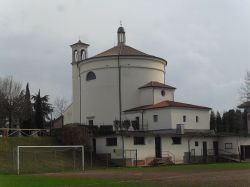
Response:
203,141,207,161
213,141,219,161
241,145,250,160
155,136,162,158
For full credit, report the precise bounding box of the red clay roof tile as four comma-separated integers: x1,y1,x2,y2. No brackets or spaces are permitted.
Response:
124,100,211,112
139,81,176,89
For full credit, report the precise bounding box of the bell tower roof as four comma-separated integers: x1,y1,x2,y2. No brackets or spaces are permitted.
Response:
70,40,89,47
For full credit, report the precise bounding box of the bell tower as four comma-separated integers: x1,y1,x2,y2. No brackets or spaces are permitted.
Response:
70,40,89,63
117,26,126,45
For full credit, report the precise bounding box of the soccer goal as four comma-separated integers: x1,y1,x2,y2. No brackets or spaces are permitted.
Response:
16,145,84,175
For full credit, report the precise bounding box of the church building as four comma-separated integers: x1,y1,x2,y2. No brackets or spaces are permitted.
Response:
64,26,250,165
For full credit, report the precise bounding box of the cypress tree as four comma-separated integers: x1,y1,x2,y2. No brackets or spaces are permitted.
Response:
216,112,222,132
21,83,33,129
210,110,216,130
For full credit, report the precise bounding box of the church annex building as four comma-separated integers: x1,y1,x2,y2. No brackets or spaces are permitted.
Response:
64,26,250,166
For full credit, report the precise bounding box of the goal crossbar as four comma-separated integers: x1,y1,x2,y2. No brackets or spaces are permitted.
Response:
17,145,84,175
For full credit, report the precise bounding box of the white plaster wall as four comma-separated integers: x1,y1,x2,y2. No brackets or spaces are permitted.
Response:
161,136,216,163
95,136,123,159
218,136,250,155
124,108,210,131
96,135,217,163
139,88,153,106
143,109,172,130
72,64,80,123
81,68,119,125
120,58,165,111
153,89,174,103
74,56,165,125
170,108,210,130
63,104,73,125
124,136,155,160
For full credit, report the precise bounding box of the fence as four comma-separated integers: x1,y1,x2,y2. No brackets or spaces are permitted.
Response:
0,128,49,137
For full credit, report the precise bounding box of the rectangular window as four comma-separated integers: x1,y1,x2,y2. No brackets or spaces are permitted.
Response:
195,141,199,146
134,137,145,145
183,115,186,122
89,120,93,126
106,137,117,146
196,116,199,123
153,115,158,122
225,143,232,149
172,137,181,144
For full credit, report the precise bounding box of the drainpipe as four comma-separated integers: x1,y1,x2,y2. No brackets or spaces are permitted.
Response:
117,54,125,165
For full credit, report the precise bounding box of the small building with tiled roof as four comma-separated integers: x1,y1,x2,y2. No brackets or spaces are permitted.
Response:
63,26,250,165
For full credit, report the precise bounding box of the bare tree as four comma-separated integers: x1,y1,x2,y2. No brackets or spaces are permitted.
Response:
0,76,24,128
53,96,68,118
240,71,250,102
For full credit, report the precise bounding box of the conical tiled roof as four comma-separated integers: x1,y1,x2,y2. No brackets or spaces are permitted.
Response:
93,45,152,58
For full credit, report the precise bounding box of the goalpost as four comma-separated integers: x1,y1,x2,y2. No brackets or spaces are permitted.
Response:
16,145,84,175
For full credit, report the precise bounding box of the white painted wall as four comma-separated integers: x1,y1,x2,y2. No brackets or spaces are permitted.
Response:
170,108,210,130
69,56,166,125
139,88,153,106
96,135,217,164
218,136,250,155
124,107,210,131
153,89,174,103
161,136,217,163
72,64,81,123
63,104,73,125
95,136,123,159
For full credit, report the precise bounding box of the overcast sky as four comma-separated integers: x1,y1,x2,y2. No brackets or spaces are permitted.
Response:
0,0,250,112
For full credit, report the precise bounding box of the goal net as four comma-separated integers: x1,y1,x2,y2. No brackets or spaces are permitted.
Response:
16,146,84,175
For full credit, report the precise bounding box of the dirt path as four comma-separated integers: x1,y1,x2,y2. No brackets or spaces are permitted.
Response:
41,169,250,183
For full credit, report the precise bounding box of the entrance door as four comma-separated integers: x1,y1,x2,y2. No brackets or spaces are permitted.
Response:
203,141,207,157
155,137,162,158
213,141,219,161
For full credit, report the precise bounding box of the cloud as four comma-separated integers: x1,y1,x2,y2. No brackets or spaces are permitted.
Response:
0,0,249,111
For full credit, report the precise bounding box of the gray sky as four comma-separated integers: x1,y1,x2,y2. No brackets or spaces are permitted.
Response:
0,0,250,112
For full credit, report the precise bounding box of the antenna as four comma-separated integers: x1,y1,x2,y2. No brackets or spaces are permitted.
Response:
120,20,122,27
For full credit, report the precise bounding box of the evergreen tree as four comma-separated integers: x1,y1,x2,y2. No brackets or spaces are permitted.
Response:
20,83,33,129
210,110,216,130
234,109,243,133
32,90,53,129
216,112,222,132
222,112,228,132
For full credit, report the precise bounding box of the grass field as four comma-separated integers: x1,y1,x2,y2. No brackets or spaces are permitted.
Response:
1,137,250,186
1,163,250,187
0,137,82,174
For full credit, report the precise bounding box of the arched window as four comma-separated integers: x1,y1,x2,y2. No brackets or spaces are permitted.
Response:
81,49,86,60
74,50,78,62
86,71,96,81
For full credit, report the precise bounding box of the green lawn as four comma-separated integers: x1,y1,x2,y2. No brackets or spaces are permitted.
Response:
0,175,244,187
